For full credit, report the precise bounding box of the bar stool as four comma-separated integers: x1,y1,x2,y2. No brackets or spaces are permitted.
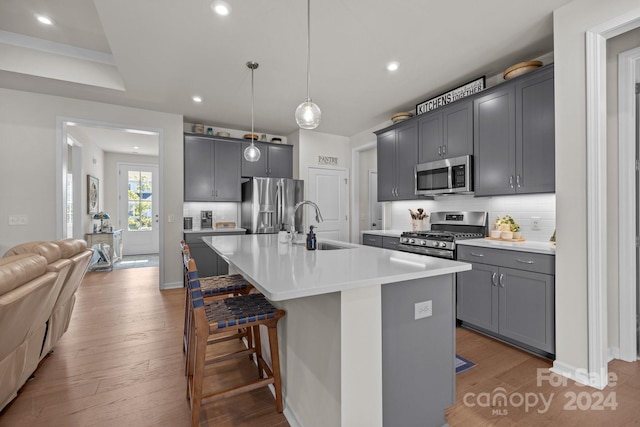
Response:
185,258,285,426
180,241,254,369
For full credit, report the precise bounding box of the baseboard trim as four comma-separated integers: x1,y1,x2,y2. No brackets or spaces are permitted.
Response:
160,281,182,290
283,402,303,427
550,360,606,390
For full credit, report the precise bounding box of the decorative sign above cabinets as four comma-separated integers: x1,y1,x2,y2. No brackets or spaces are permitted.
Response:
416,76,485,115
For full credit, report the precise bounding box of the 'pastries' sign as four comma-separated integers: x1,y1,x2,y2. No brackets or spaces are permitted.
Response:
416,77,485,115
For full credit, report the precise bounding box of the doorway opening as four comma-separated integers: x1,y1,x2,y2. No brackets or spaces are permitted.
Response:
56,118,162,279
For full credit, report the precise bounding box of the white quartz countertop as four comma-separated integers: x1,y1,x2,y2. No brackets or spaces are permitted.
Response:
184,228,246,234
457,238,556,255
360,230,404,238
202,234,471,301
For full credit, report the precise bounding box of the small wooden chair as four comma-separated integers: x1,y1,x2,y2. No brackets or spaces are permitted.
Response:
185,258,285,426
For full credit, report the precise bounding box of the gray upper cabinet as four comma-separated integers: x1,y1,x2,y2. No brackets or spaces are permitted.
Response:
474,64,555,196
376,121,418,201
473,86,516,196
241,141,293,178
184,135,242,202
515,66,555,194
418,100,473,163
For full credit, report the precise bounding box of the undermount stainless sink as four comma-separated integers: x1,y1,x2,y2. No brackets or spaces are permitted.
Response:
316,241,352,250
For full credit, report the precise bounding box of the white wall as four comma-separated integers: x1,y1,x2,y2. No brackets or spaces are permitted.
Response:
0,88,184,289
358,148,377,232
553,0,640,373
80,137,106,233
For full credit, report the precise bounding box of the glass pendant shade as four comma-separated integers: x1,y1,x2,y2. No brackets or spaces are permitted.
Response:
244,142,261,162
295,100,321,130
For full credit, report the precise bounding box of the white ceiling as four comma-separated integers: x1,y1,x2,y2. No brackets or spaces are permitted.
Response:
0,0,573,139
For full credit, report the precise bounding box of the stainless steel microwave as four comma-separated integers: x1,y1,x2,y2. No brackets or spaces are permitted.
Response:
415,155,473,196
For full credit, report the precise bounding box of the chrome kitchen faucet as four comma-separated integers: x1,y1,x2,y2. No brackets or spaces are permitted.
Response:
290,200,324,240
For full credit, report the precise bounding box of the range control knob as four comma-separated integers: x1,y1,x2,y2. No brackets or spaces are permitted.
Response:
419,240,427,246
431,241,439,247
409,239,415,244
439,242,447,248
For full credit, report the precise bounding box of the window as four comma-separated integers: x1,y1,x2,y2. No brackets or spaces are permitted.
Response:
127,171,153,231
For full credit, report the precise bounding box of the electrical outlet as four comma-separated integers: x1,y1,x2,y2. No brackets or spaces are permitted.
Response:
531,216,541,231
8,215,28,225
168,214,175,223
415,300,432,320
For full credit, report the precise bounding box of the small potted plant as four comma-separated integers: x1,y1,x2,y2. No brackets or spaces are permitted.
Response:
510,222,521,239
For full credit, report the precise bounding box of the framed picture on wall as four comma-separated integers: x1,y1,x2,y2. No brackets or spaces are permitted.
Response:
87,175,99,214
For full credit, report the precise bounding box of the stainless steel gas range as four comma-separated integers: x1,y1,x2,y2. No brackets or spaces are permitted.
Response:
398,211,488,259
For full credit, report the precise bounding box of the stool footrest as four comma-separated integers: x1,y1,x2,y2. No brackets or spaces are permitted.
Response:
201,376,275,405
205,347,255,365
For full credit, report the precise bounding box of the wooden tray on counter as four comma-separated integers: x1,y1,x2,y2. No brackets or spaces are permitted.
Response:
485,237,526,243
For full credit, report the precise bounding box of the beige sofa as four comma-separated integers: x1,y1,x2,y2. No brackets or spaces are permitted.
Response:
0,239,92,410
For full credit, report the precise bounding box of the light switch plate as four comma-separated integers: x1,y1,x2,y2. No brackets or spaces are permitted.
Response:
415,300,432,320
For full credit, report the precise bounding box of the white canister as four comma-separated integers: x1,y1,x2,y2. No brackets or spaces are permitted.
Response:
278,230,290,244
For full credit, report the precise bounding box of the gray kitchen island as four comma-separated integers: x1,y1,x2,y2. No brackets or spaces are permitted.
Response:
203,234,471,427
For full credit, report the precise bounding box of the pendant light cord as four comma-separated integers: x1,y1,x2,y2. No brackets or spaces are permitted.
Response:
251,66,255,139
306,0,311,102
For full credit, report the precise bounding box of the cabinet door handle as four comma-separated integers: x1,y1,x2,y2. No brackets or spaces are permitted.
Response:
516,258,535,264
470,252,484,257
442,145,447,155
499,273,505,287
509,176,514,189
438,146,442,156
491,272,498,286
516,174,521,188
368,238,377,242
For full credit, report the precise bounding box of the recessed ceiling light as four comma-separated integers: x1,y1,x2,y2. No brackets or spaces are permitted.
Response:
35,14,53,25
133,146,140,150
387,62,399,72
192,95,203,103
210,0,231,16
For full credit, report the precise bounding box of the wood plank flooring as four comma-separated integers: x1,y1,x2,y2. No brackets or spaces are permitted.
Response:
1,266,640,426
0,267,288,427
449,327,640,426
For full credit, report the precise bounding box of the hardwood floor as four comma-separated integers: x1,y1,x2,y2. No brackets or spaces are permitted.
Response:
449,328,640,426
2,267,640,426
0,267,288,427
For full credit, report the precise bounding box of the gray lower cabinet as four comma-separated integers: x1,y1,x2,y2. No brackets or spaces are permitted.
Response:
382,236,400,250
241,142,293,178
362,234,400,250
184,232,245,278
184,135,242,202
418,100,473,163
457,245,555,356
474,64,555,196
375,121,418,201
362,233,383,247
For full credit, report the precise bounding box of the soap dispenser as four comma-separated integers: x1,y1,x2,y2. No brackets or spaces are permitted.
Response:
306,225,317,250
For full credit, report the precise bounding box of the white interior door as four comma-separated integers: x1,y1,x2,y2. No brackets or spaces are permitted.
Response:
368,170,383,230
307,167,348,242
119,163,159,255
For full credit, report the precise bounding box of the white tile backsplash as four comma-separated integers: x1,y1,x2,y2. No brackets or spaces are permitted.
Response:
388,194,555,242
183,202,240,230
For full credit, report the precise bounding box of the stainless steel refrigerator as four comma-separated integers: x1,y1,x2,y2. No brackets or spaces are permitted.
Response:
241,178,304,234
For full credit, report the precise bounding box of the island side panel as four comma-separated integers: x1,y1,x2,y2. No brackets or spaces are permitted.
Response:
341,284,383,427
278,293,342,427
381,275,455,427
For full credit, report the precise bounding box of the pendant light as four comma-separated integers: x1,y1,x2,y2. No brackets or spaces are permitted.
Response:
244,61,261,162
295,0,321,129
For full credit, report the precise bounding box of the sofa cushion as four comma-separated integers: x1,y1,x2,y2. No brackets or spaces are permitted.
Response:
3,242,61,265
55,238,88,259
0,255,48,297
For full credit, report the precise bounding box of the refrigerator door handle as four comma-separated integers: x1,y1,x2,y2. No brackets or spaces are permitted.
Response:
276,180,282,231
